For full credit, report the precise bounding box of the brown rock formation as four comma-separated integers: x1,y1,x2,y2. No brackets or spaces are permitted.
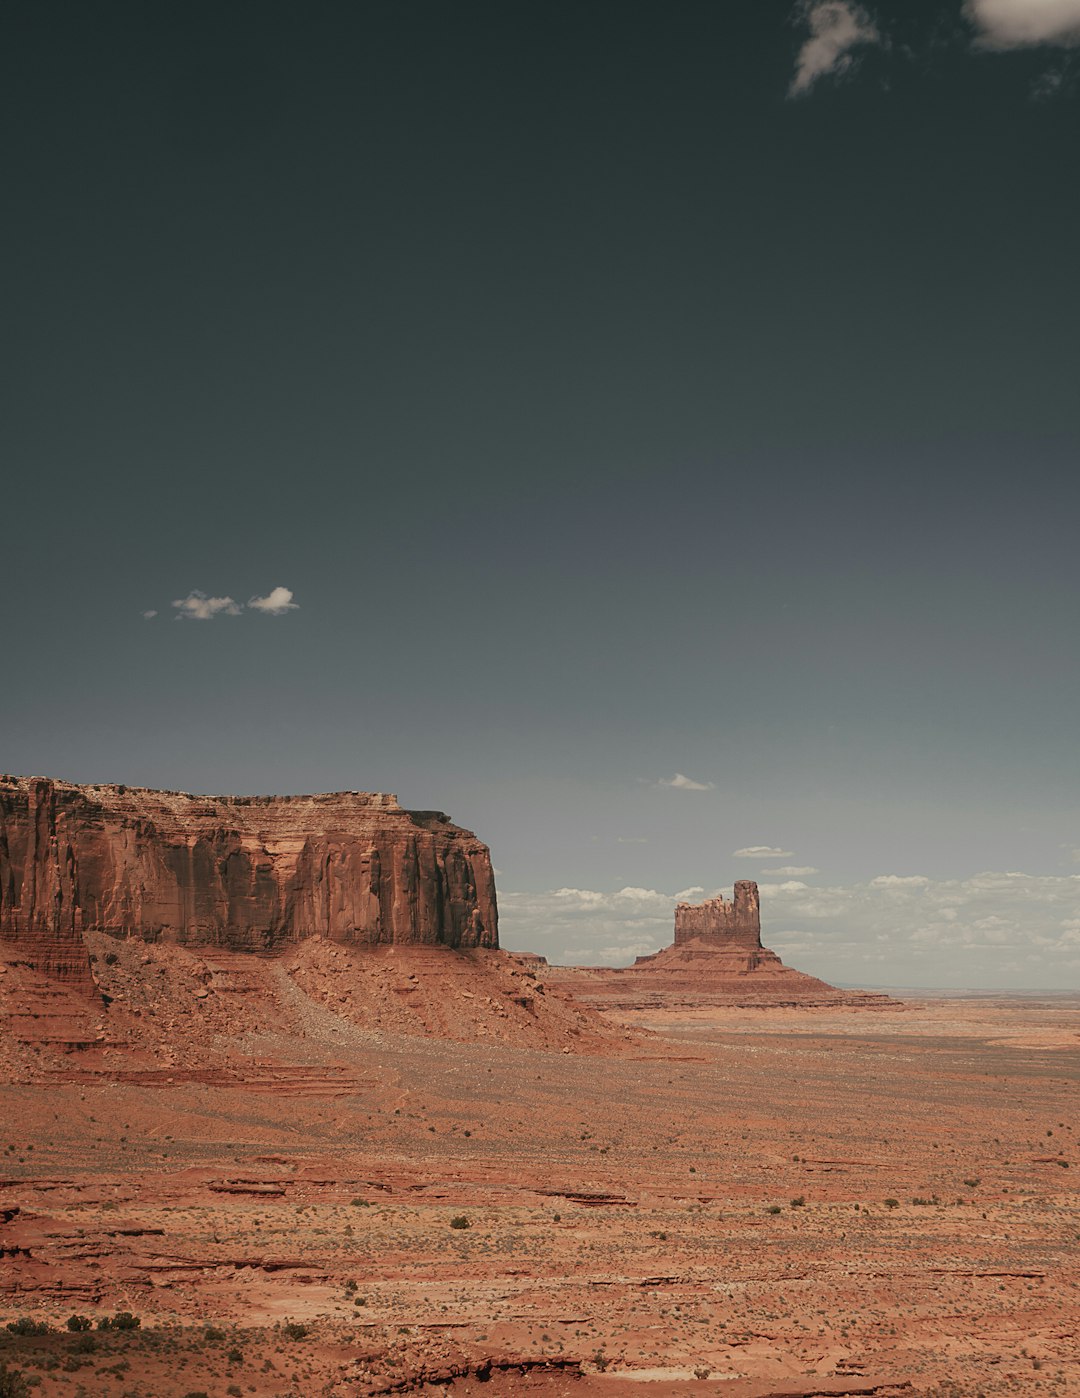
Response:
0,775,498,992
674,879,760,947
548,881,891,1009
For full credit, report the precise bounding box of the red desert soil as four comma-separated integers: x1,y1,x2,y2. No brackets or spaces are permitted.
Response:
2,935,1078,1398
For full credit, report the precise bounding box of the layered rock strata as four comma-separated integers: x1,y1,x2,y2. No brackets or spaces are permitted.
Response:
0,775,498,992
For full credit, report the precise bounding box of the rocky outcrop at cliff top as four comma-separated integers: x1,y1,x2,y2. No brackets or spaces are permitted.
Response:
674,879,761,948
0,775,498,991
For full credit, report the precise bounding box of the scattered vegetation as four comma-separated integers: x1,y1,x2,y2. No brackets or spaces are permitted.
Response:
0,1363,31,1398
4,1320,50,1337
449,1215,470,1229
97,1311,140,1331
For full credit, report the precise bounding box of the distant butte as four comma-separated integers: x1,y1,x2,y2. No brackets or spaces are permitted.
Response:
544,880,893,1009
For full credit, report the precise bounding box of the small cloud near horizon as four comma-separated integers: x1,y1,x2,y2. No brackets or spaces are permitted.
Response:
772,865,819,876
733,845,795,859
789,0,881,97
141,610,157,620
657,772,715,791
249,585,299,616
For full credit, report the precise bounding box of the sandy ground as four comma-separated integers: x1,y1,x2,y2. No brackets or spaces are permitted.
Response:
1,963,1078,1397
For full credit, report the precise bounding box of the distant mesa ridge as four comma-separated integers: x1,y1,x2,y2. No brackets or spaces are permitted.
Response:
0,774,499,992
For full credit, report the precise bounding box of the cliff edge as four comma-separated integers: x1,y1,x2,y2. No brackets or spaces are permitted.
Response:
0,775,498,992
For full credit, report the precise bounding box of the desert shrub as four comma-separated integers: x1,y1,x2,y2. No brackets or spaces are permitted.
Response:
227,1347,243,1362
228,1387,243,1397
65,1316,92,1333
5,1319,50,1337
350,1197,370,1207
203,1325,226,1341
963,1178,980,1188
0,1363,31,1398
884,1198,900,1209
693,1367,711,1380
98,1312,140,1331
449,1215,470,1229
70,1334,96,1355
790,1196,805,1208
592,1351,609,1372
282,1322,308,1340
766,1205,782,1215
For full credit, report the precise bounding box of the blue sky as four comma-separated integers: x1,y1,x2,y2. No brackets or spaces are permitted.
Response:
4,0,1080,987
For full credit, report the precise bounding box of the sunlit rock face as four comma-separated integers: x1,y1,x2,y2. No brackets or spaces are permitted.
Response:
0,775,498,990
674,879,761,948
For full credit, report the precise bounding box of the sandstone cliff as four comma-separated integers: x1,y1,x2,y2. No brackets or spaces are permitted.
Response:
674,879,760,947
0,775,498,990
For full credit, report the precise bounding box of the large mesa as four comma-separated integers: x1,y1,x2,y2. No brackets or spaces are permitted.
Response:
0,774,498,990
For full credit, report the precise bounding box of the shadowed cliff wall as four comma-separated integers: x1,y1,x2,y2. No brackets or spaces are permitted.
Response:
0,775,498,988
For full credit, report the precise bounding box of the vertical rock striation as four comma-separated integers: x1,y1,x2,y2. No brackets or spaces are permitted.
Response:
674,880,761,947
0,775,498,990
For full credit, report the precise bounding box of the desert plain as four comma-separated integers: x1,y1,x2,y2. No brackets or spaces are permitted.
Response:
2,939,1078,1398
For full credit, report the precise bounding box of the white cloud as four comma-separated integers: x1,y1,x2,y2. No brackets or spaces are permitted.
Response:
142,610,158,620
657,773,714,791
248,585,299,616
498,872,1080,987
790,1,881,97
733,845,795,859
617,836,649,845
965,0,1080,48
172,591,242,621
772,865,819,876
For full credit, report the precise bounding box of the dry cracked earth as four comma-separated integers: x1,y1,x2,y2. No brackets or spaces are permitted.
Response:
1,941,1078,1398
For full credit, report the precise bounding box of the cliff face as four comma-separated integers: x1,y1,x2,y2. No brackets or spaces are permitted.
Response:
674,879,760,948
0,776,498,988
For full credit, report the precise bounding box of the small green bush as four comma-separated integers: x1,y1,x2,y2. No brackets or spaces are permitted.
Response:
766,1205,782,1215
449,1215,470,1229
790,1196,805,1208
98,1311,140,1331
5,1319,50,1337
203,1325,226,1341
282,1322,309,1340
65,1316,92,1333
0,1362,31,1398
884,1198,900,1209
